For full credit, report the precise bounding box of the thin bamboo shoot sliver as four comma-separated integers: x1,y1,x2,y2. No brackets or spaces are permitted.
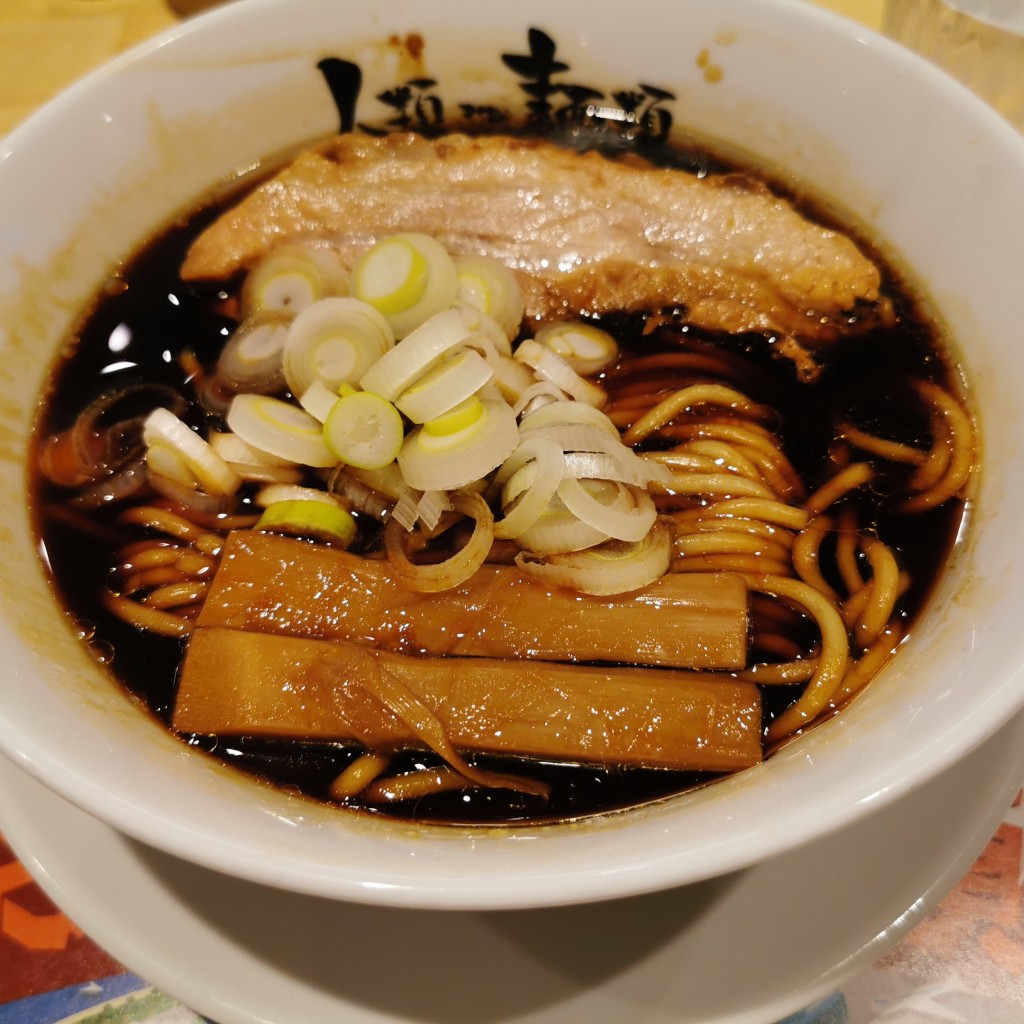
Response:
174,627,762,772
198,531,748,669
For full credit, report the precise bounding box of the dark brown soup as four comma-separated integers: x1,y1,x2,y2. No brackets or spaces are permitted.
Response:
30,132,971,825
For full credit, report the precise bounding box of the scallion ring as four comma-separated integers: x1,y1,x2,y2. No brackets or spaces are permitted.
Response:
143,408,240,496
241,244,348,318
395,348,494,424
399,398,519,491
323,391,404,471
514,339,607,407
515,519,673,596
283,297,395,398
256,498,357,547
492,437,564,540
556,477,657,543
454,255,525,341
226,394,337,468
384,491,494,593
533,320,619,377
217,311,290,394
350,233,458,338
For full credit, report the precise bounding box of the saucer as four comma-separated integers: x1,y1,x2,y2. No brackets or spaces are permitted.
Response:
3,709,1024,1024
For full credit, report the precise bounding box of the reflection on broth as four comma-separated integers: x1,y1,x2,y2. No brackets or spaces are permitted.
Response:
31,125,974,825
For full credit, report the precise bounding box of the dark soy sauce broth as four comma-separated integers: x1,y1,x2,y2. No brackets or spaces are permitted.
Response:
31,134,967,825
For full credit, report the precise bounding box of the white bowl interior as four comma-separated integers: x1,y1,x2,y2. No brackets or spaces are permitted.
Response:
2,0,1024,909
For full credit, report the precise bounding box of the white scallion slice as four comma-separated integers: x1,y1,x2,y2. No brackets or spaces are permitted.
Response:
492,437,564,540
347,462,411,502
518,399,620,437
512,382,570,418
217,311,290,394
399,399,519,491
284,297,395,398
454,301,513,357
226,394,337,468
208,430,294,468
359,308,470,401
323,391,404,471
534,320,619,377
515,519,673,596
514,339,607,407
556,476,657,542
241,244,348,318
516,492,610,554
492,356,536,405
394,348,494,424
256,498,357,547
560,450,651,486
298,380,341,424
254,483,342,508
350,233,458,338
146,442,195,488
143,408,240,496
520,420,664,486
384,491,494,593
454,256,525,341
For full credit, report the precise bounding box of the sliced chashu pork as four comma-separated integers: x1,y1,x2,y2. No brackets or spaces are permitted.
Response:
182,132,884,368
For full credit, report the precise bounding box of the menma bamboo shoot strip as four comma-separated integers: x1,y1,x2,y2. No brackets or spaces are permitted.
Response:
174,627,762,772
198,531,749,670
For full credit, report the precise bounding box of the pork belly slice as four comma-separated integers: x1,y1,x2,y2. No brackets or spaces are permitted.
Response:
197,530,749,670
181,132,884,355
174,626,763,772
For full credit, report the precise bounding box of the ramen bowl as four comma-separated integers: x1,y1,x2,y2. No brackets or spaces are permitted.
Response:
0,0,1023,911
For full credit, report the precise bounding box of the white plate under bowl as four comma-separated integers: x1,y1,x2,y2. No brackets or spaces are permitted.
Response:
3,711,1024,1024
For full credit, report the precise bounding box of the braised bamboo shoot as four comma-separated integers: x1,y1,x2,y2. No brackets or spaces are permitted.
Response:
174,626,762,772
198,531,748,669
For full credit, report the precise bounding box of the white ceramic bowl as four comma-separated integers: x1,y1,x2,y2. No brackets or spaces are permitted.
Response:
2,0,1024,911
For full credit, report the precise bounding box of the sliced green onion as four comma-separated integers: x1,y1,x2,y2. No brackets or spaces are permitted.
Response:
145,441,195,488
347,462,411,501
254,483,343,508
256,499,357,547
226,394,337,468
518,399,620,437
359,308,470,401
217,311,290,394
492,437,564,540
241,244,348,317
143,408,240,496
512,382,570,418
298,380,340,423
516,492,610,554
395,349,494,424
384,491,494,592
284,297,395,398
455,301,513,357
492,356,536,404
350,233,458,338
534,320,619,377
391,488,453,533
399,399,519,491
208,430,294,467
556,477,656,542
324,391,404,471
454,255,525,341
514,339,607,407
422,395,485,436
515,519,673,596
